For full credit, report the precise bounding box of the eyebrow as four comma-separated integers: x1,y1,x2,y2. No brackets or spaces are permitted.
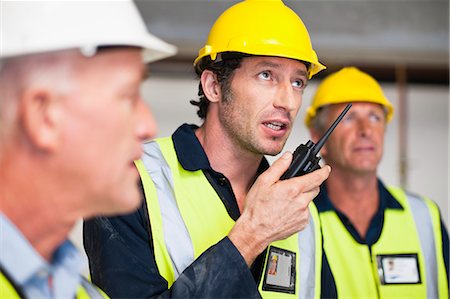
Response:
255,61,281,69
255,61,308,77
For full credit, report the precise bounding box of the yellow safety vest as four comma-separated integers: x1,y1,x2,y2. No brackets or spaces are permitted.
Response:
319,186,448,298
0,272,107,299
136,137,322,299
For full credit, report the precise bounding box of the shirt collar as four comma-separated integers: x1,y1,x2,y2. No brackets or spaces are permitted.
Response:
1,213,47,284
172,123,270,173
314,179,404,213
0,213,85,286
172,123,211,171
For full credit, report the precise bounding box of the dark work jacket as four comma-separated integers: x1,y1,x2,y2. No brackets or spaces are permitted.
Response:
84,124,269,298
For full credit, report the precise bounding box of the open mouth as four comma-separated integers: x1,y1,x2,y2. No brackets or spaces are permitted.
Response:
263,121,286,131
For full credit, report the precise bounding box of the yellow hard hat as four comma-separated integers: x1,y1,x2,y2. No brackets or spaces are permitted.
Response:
194,0,325,79
305,67,394,127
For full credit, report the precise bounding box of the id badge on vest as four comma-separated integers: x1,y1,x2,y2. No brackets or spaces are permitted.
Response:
377,254,421,284
262,246,296,294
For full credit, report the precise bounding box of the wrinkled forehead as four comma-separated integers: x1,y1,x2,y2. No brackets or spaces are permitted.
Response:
241,55,309,72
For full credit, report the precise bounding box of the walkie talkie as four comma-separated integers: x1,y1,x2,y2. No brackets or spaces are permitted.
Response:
280,103,352,180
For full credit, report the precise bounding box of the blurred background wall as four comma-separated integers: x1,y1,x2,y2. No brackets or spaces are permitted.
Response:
71,0,449,271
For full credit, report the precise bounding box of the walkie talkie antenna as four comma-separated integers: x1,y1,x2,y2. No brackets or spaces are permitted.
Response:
312,103,352,156
281,103,352,179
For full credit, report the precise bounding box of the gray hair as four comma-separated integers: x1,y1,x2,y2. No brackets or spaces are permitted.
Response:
309,106,331,134
0,51,77,149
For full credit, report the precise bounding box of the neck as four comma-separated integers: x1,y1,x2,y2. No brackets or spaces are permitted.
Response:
195,122,262,211
325,167,379,238
3,203,75,261
1,153,78,261
326,168,379,201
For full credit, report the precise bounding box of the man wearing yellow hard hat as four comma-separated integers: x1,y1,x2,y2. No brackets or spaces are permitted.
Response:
84,0,331,298
306,67,449,298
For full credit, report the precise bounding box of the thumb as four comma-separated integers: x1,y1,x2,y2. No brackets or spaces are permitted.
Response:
258,152,293,185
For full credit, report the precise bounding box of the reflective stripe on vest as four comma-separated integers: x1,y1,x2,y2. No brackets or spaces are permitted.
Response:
320,186,448,298
79,277,107,299
391,187,448,299
0,272,107,299
256,204,322,299
136,137,321,298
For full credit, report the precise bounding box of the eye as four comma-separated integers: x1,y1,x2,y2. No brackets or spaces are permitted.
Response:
342,113,354,124
258,71,271,81
122,89,141,106
292,79,306,89
369,113,383,123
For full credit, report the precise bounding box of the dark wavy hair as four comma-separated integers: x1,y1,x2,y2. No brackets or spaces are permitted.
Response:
190,52,247,119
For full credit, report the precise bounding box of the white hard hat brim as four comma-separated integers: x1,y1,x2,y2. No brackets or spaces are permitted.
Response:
1,1,177,62
141,34,178,63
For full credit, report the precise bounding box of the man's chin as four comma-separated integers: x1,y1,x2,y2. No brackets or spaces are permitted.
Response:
265,149,283,156
263,144,285,156
121,193,142,213
104,191,142,216
353,166,378,176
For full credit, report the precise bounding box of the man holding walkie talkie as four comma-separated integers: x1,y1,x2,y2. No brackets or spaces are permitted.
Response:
84,1,331,298
306,67,449,298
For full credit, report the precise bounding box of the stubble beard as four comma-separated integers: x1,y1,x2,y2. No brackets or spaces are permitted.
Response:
220,90,285,157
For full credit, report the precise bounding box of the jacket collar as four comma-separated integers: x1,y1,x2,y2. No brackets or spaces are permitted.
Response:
314,179,404,213
172,123,270,173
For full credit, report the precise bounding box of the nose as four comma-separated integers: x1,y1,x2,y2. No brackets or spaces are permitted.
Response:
357,118,372,138
273,81,301,113
136,98,158,142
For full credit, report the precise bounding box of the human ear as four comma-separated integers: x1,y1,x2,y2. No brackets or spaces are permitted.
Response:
19,87,63,151
200,70,222,103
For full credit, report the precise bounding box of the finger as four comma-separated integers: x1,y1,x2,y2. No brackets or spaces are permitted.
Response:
289,165,331,192
298,186,321,205
256,152,293,185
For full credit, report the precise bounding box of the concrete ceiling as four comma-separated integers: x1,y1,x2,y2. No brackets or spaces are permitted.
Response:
135,0,449,84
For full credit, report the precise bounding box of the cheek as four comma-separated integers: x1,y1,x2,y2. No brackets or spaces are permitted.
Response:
294,92,303,109
328,131,347,150
291,102,302,119
289,94,303,118
225,91,252,118
376,133,385,154
77,107,134,165
241,84,271,105
104,101,135,134
371,126,385,144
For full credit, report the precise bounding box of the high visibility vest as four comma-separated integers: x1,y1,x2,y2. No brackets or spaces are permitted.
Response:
319,186,448,299
135,137,322,299
0,271,107,299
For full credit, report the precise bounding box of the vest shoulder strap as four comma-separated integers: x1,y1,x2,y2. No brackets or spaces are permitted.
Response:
77,277,108,299
0,269,24,298
388,186,447,299
0,270,106,299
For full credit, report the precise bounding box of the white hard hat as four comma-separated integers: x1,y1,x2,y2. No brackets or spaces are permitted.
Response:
1,0,177,62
